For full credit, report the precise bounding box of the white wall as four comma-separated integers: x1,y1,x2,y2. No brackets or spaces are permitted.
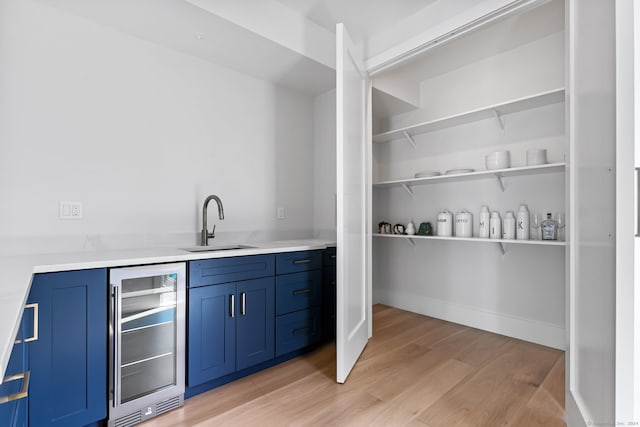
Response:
0,0,315,254
371,21,566,349
312,89,336,238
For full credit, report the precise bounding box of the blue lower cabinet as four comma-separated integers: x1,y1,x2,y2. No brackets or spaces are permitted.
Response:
0,317,28,427
236,278,275,371
28,269,107,427
188,278,275,386
188,283,236,386
275,307,321,357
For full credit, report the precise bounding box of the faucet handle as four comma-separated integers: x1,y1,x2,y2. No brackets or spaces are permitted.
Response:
208,224,216,239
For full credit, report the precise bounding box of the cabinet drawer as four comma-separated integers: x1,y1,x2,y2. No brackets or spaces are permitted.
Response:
275,251,321,275
322,247,336,269
275,308,321,356
276,271,321,316
0,330,28,427
189,255,275,287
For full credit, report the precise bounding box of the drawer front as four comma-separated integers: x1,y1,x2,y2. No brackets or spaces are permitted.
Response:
322,247,336,269
275,251,321,275
189,254,275,287
275,271,321,316
275,308,321,356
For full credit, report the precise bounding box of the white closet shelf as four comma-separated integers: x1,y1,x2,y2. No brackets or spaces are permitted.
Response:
374,233,565,255
373,233,566,246
374,162,566,191
372,88,565,144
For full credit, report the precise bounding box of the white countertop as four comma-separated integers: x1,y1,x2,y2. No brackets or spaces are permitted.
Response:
0,238,335,382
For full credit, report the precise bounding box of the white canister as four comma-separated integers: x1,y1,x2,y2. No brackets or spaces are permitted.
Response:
478,205,490,238
436,210,453,237
490,211,502,239
526,148,547,166
455,209,473,237
503,211,516,240
516,204,530,240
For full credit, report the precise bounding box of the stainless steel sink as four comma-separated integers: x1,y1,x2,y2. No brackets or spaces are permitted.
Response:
180,244,256,253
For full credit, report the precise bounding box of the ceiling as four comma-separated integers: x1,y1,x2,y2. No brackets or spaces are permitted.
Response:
272,0,438,46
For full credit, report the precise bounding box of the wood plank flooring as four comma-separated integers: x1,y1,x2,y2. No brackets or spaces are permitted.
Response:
143,305,565,427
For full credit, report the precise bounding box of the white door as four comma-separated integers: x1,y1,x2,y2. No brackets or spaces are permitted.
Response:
616,1,640,422
336,23,372,384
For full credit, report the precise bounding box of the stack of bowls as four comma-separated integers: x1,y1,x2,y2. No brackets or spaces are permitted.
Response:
485,150,510,170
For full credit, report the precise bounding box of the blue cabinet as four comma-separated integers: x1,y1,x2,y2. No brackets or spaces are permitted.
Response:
275,251,323,355
0,311,30,427
187,257,275,387
322,247,337,340
28,269,107,427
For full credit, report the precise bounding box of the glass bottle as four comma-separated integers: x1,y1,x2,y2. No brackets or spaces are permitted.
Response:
541,212,559,240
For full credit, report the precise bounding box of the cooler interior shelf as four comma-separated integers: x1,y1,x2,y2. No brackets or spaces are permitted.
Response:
372,88,565,144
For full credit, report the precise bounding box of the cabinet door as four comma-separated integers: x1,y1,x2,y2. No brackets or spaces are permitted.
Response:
336,23,372,383
236,278,275,371
188,283,236,386
28,269,107,427
0,314,28,427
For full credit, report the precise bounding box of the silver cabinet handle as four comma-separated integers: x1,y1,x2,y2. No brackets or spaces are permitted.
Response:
331,255,336,259
636,167,640,237
292,289,312,296
230,294,235,318
15,303,38,344
240,292,246,316
0,371,30,404
293,327,310,335
293,259,311,265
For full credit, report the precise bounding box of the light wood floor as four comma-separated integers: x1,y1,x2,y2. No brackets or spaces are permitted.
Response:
143,305,565,427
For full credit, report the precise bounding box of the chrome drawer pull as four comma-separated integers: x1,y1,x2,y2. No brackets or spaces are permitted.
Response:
292,327,310,335
15,303,38,344
292,289,312,296
240,292,246,316
0,371,30,404
293,259,311,265
331,255,336,259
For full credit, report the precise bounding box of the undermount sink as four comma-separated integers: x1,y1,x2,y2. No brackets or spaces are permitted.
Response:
180,244,257,253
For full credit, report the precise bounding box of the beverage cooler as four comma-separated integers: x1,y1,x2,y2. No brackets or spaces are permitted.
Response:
108,263,186,427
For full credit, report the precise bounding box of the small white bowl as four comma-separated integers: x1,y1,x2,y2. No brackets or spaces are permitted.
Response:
485,151,511,170
526,148,547,166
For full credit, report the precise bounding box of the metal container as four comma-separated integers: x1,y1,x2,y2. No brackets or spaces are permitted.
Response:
436,210,453,237
455,209,473,237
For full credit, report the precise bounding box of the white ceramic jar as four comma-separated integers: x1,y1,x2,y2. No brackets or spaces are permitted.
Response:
516,204,530,240
478,205,490,238
503,211,516,240
406,219,416,236
455,209,473,237
436,210,453,237
490,211,502,239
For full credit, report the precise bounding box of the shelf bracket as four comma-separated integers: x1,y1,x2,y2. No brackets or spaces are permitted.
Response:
496,242,506,256
401,183,415,198
494,174,505,192
402,131,416,148
406,237,416,247
492,109,504,131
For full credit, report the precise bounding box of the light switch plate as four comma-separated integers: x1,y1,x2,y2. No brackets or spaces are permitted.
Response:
59,201,83,219
277,207,286,220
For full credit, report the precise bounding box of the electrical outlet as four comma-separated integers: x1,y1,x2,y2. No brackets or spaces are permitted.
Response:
277,207,286,220
59,201,83,219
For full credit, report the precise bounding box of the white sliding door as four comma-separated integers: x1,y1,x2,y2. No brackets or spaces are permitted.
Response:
335,23,372,384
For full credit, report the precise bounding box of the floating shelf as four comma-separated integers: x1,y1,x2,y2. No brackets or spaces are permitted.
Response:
373,233,565,255
373,162,565,193
372,88,565,144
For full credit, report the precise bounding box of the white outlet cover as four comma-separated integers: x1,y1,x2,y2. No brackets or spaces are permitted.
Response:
59,201,83,219
277,207,286,220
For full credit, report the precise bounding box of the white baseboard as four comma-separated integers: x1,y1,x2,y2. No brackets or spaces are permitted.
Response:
565,390,589,427
374,289,565,350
